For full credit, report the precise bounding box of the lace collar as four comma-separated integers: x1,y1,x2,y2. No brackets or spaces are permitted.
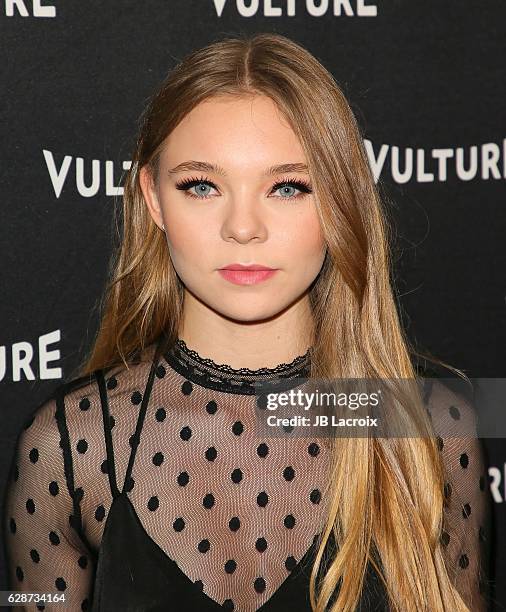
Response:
163,338,311,395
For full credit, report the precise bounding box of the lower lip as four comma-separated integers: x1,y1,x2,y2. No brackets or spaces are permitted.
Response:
218,269,278,285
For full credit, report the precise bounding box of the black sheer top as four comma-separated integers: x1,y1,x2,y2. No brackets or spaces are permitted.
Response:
4,337,491,611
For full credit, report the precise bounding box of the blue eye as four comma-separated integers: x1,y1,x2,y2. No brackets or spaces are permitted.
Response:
175,177,218,200
174,175,312,201
271,180,312,200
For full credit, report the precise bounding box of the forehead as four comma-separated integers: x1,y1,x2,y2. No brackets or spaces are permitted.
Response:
160,95,306,172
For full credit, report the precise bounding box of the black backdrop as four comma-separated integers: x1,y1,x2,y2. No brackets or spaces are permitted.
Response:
1,1,505,608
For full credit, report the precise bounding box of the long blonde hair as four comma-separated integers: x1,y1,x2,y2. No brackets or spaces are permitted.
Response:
75,33,472,611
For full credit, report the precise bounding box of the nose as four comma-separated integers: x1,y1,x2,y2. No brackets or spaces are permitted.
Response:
220,193,268,244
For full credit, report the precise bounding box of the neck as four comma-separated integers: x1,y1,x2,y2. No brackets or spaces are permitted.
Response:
178,290,314,370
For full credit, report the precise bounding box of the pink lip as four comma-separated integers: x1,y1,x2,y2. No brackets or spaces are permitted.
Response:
218,265,278,285
220,263,275,271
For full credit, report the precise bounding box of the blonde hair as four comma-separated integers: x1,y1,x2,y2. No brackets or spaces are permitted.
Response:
75,33,472,611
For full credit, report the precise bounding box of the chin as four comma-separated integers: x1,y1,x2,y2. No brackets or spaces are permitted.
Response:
213,302,287,324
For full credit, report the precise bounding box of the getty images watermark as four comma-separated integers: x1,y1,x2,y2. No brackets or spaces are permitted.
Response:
264,385,380,430
251,376,506,439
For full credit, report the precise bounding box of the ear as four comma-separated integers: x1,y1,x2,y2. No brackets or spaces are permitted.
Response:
139,165,164,230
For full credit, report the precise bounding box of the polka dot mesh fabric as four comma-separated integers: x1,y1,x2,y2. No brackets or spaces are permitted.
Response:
4,339,491,611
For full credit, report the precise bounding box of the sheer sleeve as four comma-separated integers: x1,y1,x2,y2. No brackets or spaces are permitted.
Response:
4,393,95,611
425,379,492,612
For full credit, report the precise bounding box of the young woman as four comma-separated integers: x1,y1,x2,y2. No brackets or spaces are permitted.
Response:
4,33,490,612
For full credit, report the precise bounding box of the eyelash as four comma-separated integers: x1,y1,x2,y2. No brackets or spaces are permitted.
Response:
174,175,312,201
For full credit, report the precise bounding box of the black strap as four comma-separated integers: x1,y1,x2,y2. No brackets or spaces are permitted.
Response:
122,341,164,495
54,384,95,554
95,368,121,499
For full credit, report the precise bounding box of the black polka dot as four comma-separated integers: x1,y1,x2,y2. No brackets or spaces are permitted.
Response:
283,466,295,481
449,405,460,420
180,426,192,441
78,555,88,569
206,400,218,414
79,397,90,411
257,443,269,458
100,460,109,474
182,380,193,395
203,493,215,509
198,539,210,553
30,549,40,563
232,421,244,435
459,554,469,569
285,556,297,571
205,447,217,461
177,471,190,486
173,517,185,532
95,505,106,522
436,436,444,451
284,514,296,529
480,475,486,491
255,537,267,552
152,452,164,466
76,439,88,454
9,517,16,534
155,407,166,422
49,531,60,545
109,415,116,429
194,579,204,591
55,577,66,591
49,481,59,496
283,423,294,433
223,599,234,610
81,599,89,611
131,390,143,405
16,566,23,581
13,464,19,481
29,448,39,463
106,376,117,390
36,605,45,611
75,488,84,503
129,433,139,448
440,530,450,547
225,559,237,574
231,468,243,483
257,491,268,507
308,442,320,457
156,365,166,379
254,577,266,593
148,496,159,511
256,395,268,410
310,489,321,504
229,516,240,531
125,477,135,492
26,498,35,514
462,503,471,518
460,453,469,468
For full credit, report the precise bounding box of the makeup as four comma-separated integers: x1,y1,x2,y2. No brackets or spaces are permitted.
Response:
218,264,278,286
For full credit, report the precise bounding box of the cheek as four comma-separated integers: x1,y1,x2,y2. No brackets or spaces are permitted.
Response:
281,210,326,263
162,207,218,280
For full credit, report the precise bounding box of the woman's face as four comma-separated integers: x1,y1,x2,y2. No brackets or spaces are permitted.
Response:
141,94,327,323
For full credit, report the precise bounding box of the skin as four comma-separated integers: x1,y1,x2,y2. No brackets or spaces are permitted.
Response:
140,94,327,370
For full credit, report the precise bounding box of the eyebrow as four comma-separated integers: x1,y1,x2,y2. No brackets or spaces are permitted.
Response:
167,160,309,177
